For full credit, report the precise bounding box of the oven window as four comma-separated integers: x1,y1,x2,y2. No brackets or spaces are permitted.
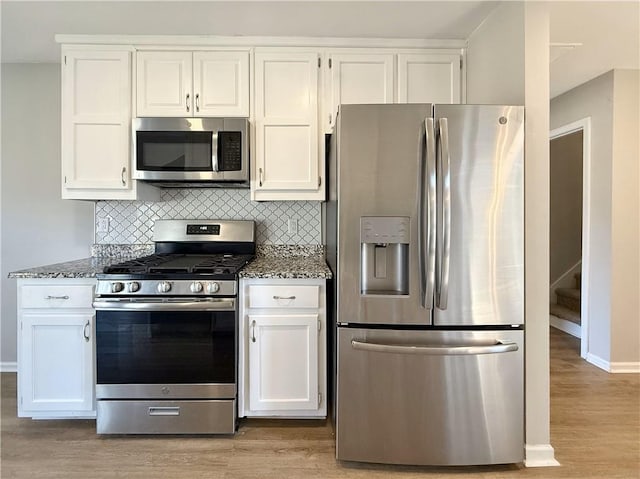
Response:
96,310,235,384
137,131,212,171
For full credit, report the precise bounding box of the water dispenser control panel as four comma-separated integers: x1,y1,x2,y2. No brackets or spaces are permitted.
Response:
360,217,410,244
360,216,410,296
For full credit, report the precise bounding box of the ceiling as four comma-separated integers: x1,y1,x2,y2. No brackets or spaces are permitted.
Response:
1,1,638,98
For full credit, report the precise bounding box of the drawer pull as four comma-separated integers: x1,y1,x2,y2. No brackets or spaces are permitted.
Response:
148,407,180,416
46,295,69,300
251,320,257,343
273,295,296,301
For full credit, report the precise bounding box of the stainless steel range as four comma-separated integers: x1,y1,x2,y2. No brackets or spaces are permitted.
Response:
92,219,255,435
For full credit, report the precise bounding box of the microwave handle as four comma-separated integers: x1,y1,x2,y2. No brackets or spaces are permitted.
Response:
212,132,219,172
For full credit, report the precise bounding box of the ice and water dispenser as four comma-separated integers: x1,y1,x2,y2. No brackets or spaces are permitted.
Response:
360,217,410,296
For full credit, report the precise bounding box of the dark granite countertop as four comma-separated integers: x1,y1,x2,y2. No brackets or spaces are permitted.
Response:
8,244,333,280
239,245,332,279
8,257,120,279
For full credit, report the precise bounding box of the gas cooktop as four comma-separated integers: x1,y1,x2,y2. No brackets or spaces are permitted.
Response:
102,253,254,276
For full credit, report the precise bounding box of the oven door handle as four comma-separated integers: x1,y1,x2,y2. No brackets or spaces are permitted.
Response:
92,298,236,311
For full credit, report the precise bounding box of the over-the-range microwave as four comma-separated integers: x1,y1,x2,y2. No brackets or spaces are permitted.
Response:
132,117,249,187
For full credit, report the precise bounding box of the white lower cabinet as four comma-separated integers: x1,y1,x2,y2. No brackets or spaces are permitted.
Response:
17,279,96,418
239,279,326,418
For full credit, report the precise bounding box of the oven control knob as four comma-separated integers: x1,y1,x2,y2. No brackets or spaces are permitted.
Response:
127,282,140,293
190,282,203,293
111,282,124,293
206,282,220,294
157,281,172,293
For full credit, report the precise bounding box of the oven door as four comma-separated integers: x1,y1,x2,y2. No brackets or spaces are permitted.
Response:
94,298,237,400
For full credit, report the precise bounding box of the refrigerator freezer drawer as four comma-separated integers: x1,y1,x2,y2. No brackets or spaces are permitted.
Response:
336,328,523,466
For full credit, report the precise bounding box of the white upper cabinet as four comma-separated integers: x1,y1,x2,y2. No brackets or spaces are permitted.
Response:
136,51,192,116
326,52,394,130
136,50,249,117
61,48,157,200
253,50,323,201
397,53,461,104
193,52,250,116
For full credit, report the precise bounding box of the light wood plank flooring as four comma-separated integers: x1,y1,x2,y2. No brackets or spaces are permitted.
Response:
1,329,638,478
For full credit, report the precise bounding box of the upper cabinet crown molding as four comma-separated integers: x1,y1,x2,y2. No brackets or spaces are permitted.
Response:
55,34,466,50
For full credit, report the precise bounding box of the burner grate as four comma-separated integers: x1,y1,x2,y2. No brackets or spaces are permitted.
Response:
104,253,253,276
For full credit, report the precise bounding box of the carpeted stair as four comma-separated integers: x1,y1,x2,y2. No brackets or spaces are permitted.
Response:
550,272,581,325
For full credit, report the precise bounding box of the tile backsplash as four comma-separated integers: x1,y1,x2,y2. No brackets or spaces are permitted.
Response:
95,189,322,245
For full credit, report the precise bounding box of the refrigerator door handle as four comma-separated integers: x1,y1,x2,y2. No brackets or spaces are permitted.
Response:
420,117,437,309
436,117,451,310
351,339,518,356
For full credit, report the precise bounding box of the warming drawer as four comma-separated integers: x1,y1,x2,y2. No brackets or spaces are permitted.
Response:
97,399,236,434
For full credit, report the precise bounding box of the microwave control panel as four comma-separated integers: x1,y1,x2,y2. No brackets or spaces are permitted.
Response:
218,131,242,171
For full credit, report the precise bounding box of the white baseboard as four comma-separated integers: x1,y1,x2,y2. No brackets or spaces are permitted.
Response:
549,315,581,338
524,444,560,467
0,362,17,373
585,354,640,373
610,362,640,373
586,352,610,371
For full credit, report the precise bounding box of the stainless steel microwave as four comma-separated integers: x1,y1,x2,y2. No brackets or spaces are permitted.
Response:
132,117,249,186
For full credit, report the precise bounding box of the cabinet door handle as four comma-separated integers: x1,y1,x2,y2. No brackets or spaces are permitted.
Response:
258,168,263,187
121,167,126,186
83,319,90,342
273,295,296,301
195,93,200,112
251,320,257,343
186,93,190,113
46,295,69,300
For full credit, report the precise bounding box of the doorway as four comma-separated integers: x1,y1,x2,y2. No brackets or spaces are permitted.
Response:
549,118,591,359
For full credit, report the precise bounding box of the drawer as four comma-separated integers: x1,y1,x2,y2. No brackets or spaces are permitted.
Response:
97,399,236,434
248,285,319,309
21,284,95,309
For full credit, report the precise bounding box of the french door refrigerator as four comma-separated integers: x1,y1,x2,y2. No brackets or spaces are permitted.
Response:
326,103,525,466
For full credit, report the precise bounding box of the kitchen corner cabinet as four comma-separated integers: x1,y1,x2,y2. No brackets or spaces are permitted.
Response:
17,279,96,419
252,50,324,201
239,279,327,418
136,50,250,117
61,47,158,201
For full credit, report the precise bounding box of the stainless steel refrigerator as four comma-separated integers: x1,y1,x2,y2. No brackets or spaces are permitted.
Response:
326,103,524,466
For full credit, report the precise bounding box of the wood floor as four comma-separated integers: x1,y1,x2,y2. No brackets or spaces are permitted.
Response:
1,329,638,478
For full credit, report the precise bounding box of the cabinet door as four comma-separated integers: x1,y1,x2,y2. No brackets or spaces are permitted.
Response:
328,53,394,129
62,50,131,190
193,51,249,117
136,51,193,116
20,312,94,413
248,314,319,411
254,51,320,194
397,53,461,104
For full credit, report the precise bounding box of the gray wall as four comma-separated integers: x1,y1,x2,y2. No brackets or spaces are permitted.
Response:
610,69,639,364
551,69,640,366
1,63,94,367
551,71,614,365
549,131,583,282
